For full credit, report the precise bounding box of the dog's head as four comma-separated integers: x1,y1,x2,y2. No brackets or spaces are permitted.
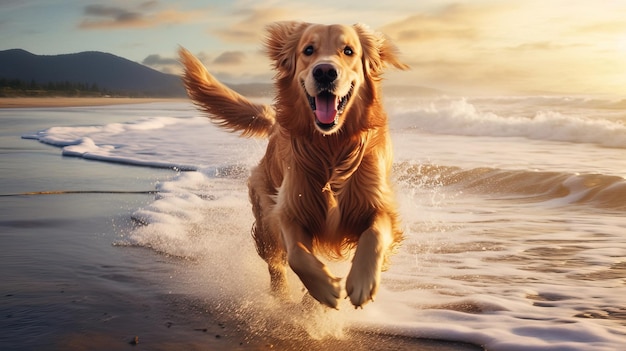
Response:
266,22,408,135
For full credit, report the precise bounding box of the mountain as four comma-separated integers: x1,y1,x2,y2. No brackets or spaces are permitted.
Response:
0,49,185,97
0,49,446,98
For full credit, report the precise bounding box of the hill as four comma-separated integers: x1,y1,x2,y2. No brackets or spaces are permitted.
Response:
0,49,185,97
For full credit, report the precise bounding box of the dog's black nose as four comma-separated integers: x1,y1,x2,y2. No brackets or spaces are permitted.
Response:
313,64,338,85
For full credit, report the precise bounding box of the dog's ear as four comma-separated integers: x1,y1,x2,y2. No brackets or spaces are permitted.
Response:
353,23,409,77
265,21,311,78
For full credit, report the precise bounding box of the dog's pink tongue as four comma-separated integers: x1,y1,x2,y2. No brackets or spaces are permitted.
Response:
315,94,338,124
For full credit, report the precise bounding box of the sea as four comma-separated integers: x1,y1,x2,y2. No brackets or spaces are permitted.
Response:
2,94,626,350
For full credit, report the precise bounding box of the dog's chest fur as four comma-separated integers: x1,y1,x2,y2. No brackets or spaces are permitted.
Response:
284,132,377,241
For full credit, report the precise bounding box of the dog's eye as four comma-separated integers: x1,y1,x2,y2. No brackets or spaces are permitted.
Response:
303,45,314,56
343,46,354,56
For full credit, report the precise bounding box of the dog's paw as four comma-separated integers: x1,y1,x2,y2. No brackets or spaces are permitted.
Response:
288,247,342,309
305,275,342,309
345,264,380,308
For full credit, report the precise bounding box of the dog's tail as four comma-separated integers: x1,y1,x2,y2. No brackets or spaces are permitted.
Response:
178,47,275,138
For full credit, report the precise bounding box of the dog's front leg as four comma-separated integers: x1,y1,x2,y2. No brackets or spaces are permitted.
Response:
346,212,392,308
281,221,341,309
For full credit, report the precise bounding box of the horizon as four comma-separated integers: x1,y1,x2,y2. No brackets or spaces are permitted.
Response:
1,1,626,96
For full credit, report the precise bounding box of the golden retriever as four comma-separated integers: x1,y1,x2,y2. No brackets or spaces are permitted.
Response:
179,22,407,309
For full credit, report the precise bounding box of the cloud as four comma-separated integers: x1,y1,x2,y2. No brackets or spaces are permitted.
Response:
509,42,559,51
141,53,181,74
139,1,159,11
206,4,398,44
140,51,247,75
78,2,202,29
0,0,25,10
384,18,475,42
403,58,535,94
574,20,626,35
211,8,292,43
142,54,178,66
81,5,141,26
213,51,246,65
506,41,588,52
380,4,499,42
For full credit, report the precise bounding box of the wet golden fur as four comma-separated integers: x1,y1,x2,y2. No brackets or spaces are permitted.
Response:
179,22,407,308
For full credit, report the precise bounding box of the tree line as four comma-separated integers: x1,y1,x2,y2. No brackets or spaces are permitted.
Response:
0,78,140,97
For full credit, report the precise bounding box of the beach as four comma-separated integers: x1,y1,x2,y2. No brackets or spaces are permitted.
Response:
0,99,484,350
2,96,624,350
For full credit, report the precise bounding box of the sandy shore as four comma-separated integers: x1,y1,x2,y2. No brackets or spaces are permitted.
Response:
0,97,186,108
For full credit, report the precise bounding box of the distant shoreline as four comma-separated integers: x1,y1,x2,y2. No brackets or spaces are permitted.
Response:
0,97,188,108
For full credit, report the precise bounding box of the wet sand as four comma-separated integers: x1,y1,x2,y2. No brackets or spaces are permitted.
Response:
0,97,185,109
0,102,484,350
2,187,483,351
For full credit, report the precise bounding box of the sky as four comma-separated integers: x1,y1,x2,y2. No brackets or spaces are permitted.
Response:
1,0,626,95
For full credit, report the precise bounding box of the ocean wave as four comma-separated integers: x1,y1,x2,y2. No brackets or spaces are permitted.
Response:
394,162,626,211
124,162,626,351
21,115,262,171
390,98,626,148
467,95,626,111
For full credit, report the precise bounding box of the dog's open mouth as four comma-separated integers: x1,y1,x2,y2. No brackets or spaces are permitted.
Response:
305,83,354,131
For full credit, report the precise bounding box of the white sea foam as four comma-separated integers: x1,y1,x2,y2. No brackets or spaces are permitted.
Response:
23,98,626,176
22,99,626,350
23,114,265,170
122,166,626,350
388,97,626,148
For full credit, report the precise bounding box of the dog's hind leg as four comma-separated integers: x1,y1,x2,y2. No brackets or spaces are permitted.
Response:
248,169,289,299
268,255,288,299
251,221,288,298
